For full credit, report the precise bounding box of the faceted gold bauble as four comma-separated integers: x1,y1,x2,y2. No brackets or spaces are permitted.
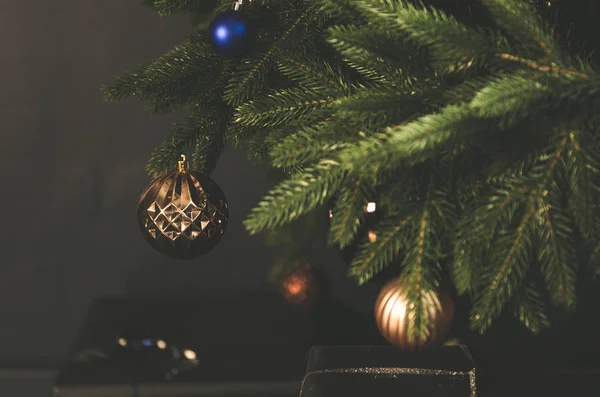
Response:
137,165,228,259
374,279,454,350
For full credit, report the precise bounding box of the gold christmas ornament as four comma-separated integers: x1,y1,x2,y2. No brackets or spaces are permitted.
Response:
374,279,454,350
137,155,229,259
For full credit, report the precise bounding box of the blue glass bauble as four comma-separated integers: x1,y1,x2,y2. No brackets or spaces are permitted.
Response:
208,10,253,57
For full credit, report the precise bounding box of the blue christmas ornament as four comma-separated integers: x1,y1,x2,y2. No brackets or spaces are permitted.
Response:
208,10,253,57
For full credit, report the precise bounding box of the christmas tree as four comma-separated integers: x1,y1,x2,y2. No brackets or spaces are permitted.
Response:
103,0,600,343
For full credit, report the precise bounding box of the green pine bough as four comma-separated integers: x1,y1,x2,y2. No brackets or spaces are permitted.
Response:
103,0,600,340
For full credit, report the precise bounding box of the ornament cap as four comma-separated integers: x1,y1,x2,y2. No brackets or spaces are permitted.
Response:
177,154,189,172
231,0,255,11
231,0,245,11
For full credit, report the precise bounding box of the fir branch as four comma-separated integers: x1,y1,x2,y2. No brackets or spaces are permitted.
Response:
496,53,589,79
328,180,374,248
146,105,229,176
451,228,480,296
513,281,550,334
244,161,346,234
349,215,413,285
333,83,443,130
102,37,227,114
338,104,477,170
223,6,314,107
564,131,600,239
590,240,600,277
276,55,348,91
354,0,496,70
257,125,303,163
144,116,190,175
225,123,261,146
327,23,424,83
233,88,337,127
101,66,147,101
313,0,362,20
269,121,355,168
400,187,443,344
535,196,578,309
142,0,216,16
470,136,570,333
482,0,560,60
470,200,536,333
246,128,272,163
454,175,527,295
328,28,395,85
191,106,230,174
223,55,275,108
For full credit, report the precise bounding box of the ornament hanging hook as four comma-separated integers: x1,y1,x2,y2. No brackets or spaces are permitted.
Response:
232,0,253,11
177,154,188,172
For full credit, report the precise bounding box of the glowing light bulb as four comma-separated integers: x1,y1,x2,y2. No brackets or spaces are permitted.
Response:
183,349,197,360
366,202,376,213
368,231,377,242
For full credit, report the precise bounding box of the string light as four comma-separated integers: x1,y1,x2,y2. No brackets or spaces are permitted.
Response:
368,231,377,242
183,349,197,360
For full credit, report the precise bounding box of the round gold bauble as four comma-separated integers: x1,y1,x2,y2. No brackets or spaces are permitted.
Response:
374,279,454,350
137,156,228,259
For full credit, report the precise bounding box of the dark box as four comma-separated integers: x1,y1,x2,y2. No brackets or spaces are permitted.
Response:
299,345,476,397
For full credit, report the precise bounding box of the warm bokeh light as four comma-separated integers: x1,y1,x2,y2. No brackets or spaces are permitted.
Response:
282,275,308,297
279,263,322,307
156,339,167,349
117,338,127,347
